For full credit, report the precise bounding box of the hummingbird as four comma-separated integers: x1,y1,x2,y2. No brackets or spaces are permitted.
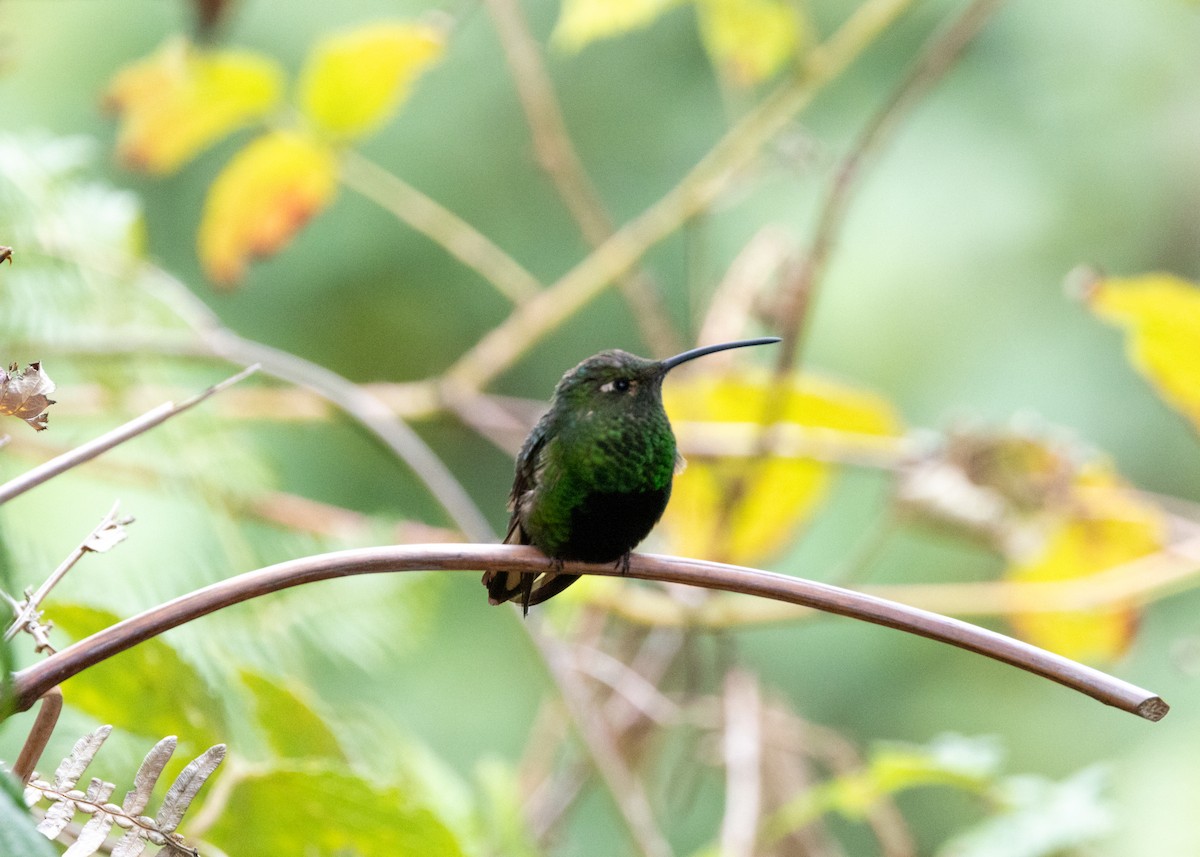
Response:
483,336,780,613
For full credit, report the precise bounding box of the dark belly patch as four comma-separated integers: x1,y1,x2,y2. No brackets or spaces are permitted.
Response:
558,487,671,563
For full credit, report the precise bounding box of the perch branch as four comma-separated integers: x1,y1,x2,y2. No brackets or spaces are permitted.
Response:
0,365,257,506
7,545,1167,721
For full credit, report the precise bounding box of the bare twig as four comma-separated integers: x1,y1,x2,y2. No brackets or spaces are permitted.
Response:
0,365,257,506
527,619,675,857
719,670,762,857
12,686,62,782
774,0,1007,370
198,331,496,542
483,0,683,356
4,501,131,645
24,238,497,541
443,0,916,393
7,545,1167,720
339,149,543,305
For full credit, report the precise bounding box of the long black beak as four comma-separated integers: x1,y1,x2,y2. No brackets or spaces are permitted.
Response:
658,337,781,373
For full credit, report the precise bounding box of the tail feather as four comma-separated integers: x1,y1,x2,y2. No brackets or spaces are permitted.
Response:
482,570,532,611
481,568,580,614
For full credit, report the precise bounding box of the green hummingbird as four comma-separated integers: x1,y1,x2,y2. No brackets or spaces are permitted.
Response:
483,336,780,613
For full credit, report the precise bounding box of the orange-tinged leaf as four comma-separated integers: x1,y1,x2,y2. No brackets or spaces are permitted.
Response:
1005,463,1164,663
104,37,283,174
553,0,681,51
695,0,805,85
1086,272,1200,432
661,370,901,565
298,21,444,142
198,131,337,286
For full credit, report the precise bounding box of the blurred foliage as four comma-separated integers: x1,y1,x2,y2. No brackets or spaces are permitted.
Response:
1084,272,1200,434
0,0,1198,854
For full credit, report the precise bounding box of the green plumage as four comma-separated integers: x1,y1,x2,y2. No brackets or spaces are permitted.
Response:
483,337,779,612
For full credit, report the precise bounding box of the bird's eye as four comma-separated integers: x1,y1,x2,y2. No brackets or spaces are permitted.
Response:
600,378,632,393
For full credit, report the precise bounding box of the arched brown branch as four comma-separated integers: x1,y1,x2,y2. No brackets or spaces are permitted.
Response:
7,545,1168,721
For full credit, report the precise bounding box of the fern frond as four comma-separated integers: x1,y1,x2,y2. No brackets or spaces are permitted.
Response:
22,726,225,857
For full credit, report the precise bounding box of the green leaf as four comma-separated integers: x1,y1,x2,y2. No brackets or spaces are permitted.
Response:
49,604,227,750
765,734,1001,844
240,670,346,763
476,759,540,857
297,21,445,142
204,763,470,857
0,773,58,857
937,766,1113,857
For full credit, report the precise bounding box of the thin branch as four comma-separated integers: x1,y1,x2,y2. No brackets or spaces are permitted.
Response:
5,326,491,540
719,669,762,857
6,545,1168,720
12,686,62,782
0,365,258,506
339,149,543,305
774,0,1007,371
198,331,496,542
482,0,683,357
442,0,916,393
4,502,130,645
526,619,675,857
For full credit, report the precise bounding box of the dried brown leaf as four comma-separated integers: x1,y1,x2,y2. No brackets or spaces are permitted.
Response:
84,515,134,553
36,793,78,838
0,245,11,264
122,736,177,814
156,744,225,833
62,779,117,857
52,726,112,791
64,812,115,857
110,829,149,857
0,362,56,431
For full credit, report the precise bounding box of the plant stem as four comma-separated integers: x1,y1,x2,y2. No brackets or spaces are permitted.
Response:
339,149,543,304
774,0,1008,371
483,0,684,357
443,0,916,392
0,366,258,506
7,544,1168,721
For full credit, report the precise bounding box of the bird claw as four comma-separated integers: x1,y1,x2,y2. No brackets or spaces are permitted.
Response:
614,553,631,576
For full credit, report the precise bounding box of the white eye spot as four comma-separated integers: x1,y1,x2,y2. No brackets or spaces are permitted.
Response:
601,378,632,393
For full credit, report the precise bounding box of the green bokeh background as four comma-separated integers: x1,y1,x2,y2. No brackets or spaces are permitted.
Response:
1,0,1198,853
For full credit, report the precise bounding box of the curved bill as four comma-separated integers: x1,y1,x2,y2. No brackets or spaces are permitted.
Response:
659,337,781,372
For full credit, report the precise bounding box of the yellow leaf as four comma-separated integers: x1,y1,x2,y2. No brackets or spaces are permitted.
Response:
1086,272,1200,432
198,131,337,286
660,370,901,566
1005,463,1164,662
695,0,805,85
553,0,681,51
298,21,444,142
104,37,283,174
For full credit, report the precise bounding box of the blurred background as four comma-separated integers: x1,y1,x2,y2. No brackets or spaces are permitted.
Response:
0,0,1198,854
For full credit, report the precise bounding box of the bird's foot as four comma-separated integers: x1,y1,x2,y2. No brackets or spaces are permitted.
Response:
614,552,631,576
